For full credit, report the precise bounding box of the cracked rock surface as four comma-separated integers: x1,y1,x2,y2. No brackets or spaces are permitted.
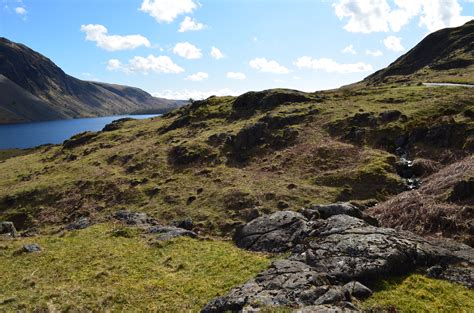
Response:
234,211,311,253
203,210,474,312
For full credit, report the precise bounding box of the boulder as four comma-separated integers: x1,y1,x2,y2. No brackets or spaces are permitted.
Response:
0,221,17,237
343,281,373,299
234,211,311,252
113,210,154,225
147,226,197,241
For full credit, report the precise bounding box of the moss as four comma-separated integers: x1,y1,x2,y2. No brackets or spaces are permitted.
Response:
362,274,474,312
0,223,270,311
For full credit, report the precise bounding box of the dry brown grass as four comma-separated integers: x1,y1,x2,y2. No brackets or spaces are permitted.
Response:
368,156,473,245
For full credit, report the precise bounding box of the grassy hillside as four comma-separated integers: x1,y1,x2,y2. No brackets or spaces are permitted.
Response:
0,84,472,237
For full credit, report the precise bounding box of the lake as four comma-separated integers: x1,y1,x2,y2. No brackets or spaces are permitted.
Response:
0,115,159,149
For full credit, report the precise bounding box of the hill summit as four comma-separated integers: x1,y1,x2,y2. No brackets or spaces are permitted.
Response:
365,20,474,84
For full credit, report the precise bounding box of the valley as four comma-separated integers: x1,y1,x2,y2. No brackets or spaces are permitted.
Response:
0,18,473,313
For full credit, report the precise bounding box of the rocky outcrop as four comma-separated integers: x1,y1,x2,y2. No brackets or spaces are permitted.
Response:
204,208,474,312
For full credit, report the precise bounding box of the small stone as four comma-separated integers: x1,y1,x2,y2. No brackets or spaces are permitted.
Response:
148,226,197,241
22,244,41,253
427,265,444,278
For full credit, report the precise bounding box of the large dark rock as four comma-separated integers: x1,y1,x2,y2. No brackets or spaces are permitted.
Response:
234,211,311,253
0,221,17,237
204,209,474,312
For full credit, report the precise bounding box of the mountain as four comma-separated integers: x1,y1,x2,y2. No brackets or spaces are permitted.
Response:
0,37,182,124
365,20,474,85
0,23,473,312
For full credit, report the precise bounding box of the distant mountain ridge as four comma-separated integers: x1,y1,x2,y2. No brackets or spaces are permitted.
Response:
364,20,474,84
0,37,183,124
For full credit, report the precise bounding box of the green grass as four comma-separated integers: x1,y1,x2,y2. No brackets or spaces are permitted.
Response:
362,274,474,312
0,223,271,312
0,148,32,161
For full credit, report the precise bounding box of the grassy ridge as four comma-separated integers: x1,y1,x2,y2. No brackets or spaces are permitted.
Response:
0,85,472,236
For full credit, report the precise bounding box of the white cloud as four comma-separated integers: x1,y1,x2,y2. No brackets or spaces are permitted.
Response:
292,76,302,80
179,16,204,32
334,0,391,33
418,0,472,32
185,72,208,81
153,88,237,100
210,46,224,59
384,35,404,52
107,55,184,74
106,59,122,71
140,0,197,23
173,42,202,59
333,0,472,33
15,6,26,15
249,58,289,74
80,24,150,51
226,72,246,80
294,56,373,73
342,44,357,54
366,49,383,57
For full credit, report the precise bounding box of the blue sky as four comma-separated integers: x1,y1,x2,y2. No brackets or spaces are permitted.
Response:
1,0,473,99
